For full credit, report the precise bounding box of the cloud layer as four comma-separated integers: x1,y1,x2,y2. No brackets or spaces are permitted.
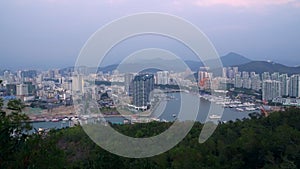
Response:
202,0,300,8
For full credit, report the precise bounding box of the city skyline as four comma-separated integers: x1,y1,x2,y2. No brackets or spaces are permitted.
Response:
2,1,300,166
1,0,300,70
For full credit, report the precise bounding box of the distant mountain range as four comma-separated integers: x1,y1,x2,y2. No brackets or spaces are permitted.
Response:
237,61,300,75
184,52,252,71
58,52,300,75
96,52,252,73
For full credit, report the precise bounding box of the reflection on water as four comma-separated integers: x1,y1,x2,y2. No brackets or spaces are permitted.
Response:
155,93,252,123
31,93,256,130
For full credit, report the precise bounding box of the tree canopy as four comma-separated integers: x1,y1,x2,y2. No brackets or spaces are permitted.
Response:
1,88,300,169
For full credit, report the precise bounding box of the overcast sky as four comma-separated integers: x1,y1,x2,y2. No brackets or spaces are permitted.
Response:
1,0,300,70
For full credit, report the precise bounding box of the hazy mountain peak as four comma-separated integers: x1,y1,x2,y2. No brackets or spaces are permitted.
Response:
221,52,252,66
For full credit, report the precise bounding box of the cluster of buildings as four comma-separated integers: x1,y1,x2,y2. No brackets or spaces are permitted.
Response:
1,65,299,110
0,68,195,111
117,70,194,110
221,67,300,102
0,69,74,108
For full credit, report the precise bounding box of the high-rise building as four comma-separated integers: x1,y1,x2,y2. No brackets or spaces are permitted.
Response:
24,81,36,96
271,72,280,81
124,73,134,96
16,84,29,96
279,74,289,96
232,67,239,75
262,80,281,101
250,72,256,78
289,75,300,98
234,72,243,88
198,71,211,89
251,74,261,91
72,74,84,93
262,72,271,81
48,70,55,79
243,78,251,89
242,71,251,89
242,71,249,79
21,70,37,79
227,69,235,79
156,71,169,85
223,67,238,79
6,84,17,95
3,71,9,80
198,71,210,82
222,67,227,78
132,74,154,109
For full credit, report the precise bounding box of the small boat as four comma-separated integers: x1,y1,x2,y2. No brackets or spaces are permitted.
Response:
161,119,168,122
123,119,130,124
38,128,44,132
172,114,176,117
151,118,160,122
209,114,221,119
62,117,69,121
51,118,59,122
229,104,237,108
245,107,256,111
71,117,79,121
236,108,244,112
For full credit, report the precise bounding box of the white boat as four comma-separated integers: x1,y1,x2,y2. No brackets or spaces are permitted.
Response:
245,107,256,111
209,114,221,119
229,104,237,108
62,117,69,121
151,118,160,122
71,117,79,121
236,108,244,112
172,114,176,117
243,102,255,106
161,119,168,122
51,118,59,122
234,100,242,104
123,119,130,124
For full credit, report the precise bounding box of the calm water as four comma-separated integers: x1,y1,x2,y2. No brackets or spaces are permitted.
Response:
30,117,125,131
31,93,257,130
153,92,254,122
30,121,70,132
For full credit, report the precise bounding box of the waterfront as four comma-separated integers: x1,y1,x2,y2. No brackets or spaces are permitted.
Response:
152,92,256,122
30,93,258,130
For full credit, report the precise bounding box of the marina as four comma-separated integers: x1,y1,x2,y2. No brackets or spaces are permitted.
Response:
29,92,260,132
200,94,260,112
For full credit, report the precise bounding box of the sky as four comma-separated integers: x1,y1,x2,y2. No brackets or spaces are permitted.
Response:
0,0,300,70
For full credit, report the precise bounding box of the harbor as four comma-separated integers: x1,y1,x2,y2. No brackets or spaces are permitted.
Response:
27,92,261,132
200,94,261,112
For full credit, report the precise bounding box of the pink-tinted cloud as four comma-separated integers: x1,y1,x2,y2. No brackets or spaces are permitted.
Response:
294,1,300,7
192,0,298,8
16,0,300,9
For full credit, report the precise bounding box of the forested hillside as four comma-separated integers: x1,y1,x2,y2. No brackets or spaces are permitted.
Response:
1,102,300,169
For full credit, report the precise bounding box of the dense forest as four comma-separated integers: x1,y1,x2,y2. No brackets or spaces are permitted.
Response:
1,96,300,168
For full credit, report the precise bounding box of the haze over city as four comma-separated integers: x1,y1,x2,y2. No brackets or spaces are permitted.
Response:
2,1,300,168
1,0,300,70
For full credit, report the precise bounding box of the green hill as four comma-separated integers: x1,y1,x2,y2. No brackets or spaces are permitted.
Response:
2,108,300,169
